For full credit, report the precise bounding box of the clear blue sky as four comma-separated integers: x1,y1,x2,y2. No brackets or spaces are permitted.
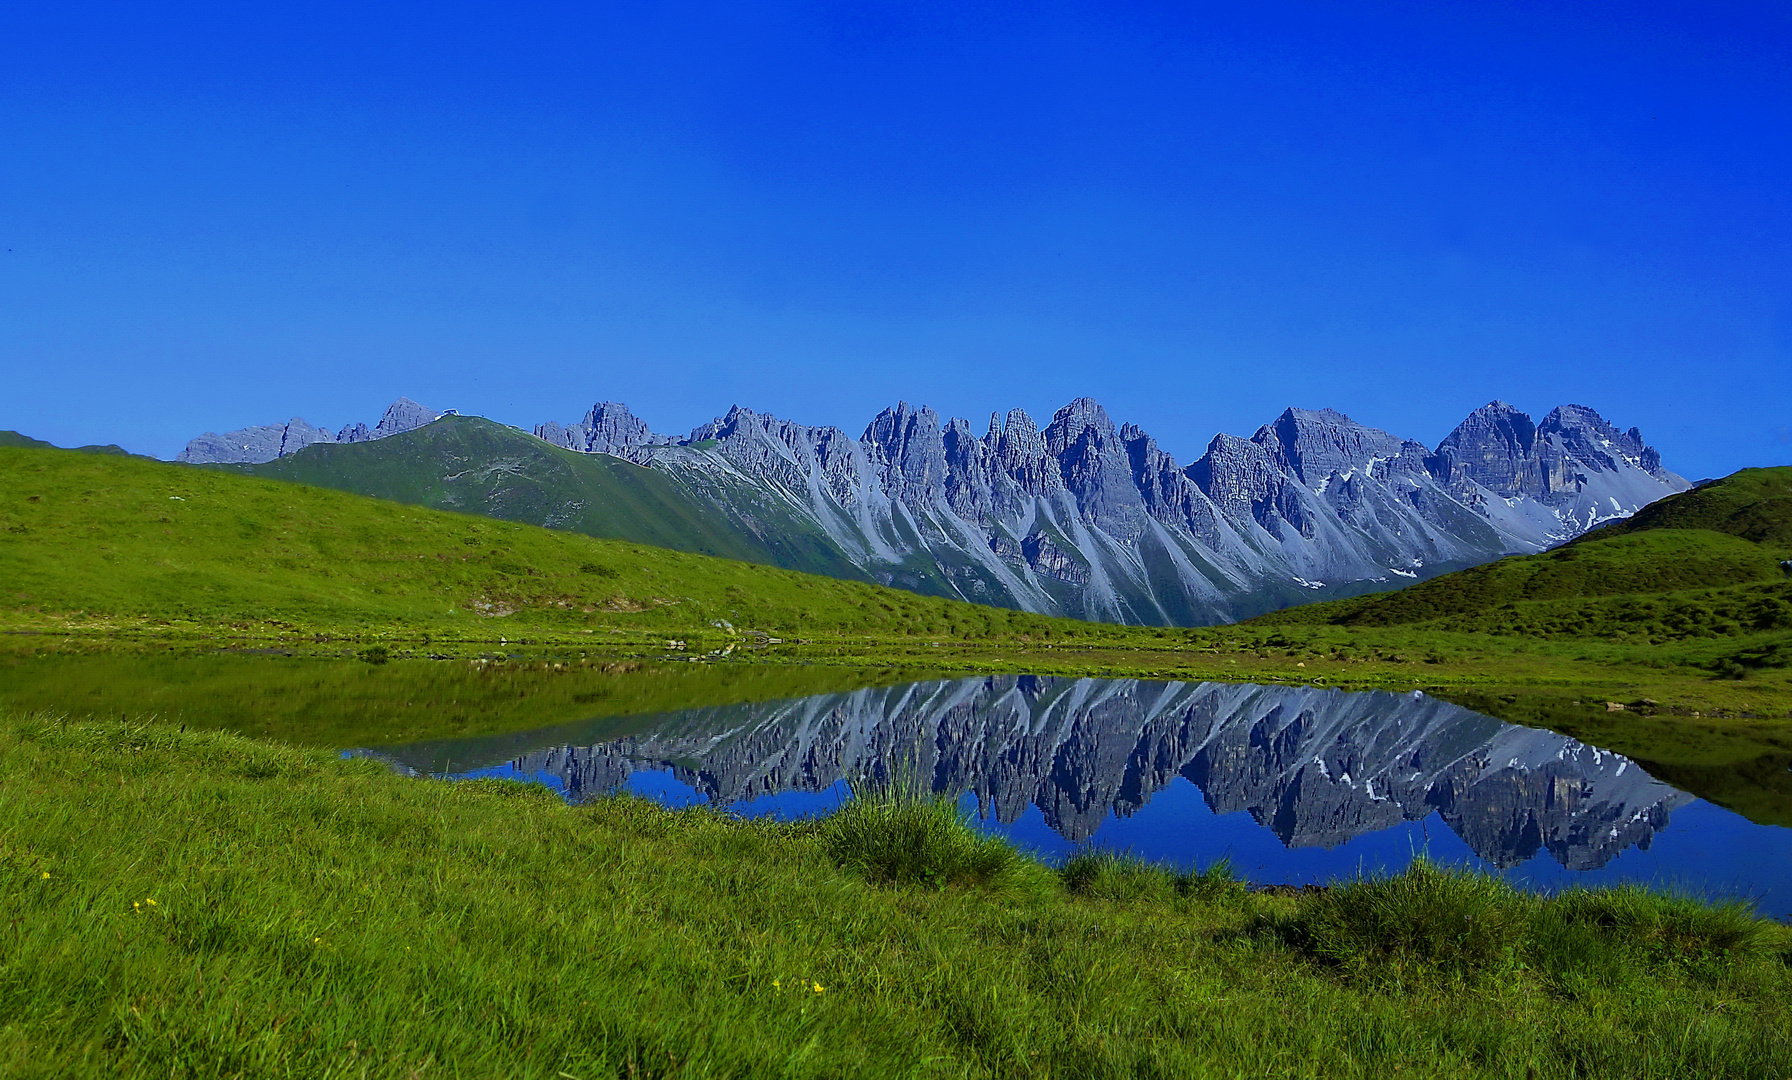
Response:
3,1,1788,479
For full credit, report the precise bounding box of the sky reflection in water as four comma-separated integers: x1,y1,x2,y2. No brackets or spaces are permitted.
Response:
400,676,1792,919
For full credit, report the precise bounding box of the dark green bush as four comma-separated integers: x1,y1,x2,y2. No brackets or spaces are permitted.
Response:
1538,886,1767,965
1060,850,1177,902
1281,859,1531,983
817,784,1030,891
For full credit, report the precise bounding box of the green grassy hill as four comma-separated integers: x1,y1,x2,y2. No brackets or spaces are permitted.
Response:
0,443,1127,646
1258,468,1792,648
216,415,870,582
0,429,136,456
1587,467,1792,546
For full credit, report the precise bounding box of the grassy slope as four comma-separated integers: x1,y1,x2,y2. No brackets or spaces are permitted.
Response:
1258,467,1792,635
0,444,1129,646
222,416,872,582
0,430,134,456
2,714,1787,1080
1593,466,1792,545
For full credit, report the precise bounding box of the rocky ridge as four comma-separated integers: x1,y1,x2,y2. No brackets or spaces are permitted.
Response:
176,398,445,465
176,394,1686,623
528,396,1687,622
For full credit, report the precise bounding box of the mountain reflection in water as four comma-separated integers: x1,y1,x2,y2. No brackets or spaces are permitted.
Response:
371,676,1693,873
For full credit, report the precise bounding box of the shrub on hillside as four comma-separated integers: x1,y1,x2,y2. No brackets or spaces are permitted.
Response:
1278,858,1531,984
817,783,1032,891
1536,886,1767,966
1060,849,1244,903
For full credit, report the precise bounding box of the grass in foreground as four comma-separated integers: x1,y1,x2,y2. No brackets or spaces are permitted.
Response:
2,714,1789,1078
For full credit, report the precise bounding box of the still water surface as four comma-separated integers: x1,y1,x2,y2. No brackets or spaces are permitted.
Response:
358,675,1792,918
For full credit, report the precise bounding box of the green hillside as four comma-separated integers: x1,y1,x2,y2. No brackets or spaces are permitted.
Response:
0,443,1124,645
1259,468,1792,646
0,429,135,456
216,415,869,582
1583,467,1792,546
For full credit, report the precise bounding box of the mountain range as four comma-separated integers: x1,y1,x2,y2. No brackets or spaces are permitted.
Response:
179,395,1689,625
366,676,1690,872
176,398,448,464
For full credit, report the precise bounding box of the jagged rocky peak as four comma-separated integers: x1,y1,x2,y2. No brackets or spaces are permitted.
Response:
175,417,336,465
1538,404,1659,474
1429,400,1539,496
1189,432,1296,513
337,397,443,444
990,408,1063,496
862,402,950,503
1042,398,1153,539
1431,400,1682,501
1043,396,1119,450
176,397,444,465
535,401,674,457
373,397,441,439
1256,407,1423,489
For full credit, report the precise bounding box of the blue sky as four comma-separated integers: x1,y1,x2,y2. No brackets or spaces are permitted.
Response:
3,1,1788,479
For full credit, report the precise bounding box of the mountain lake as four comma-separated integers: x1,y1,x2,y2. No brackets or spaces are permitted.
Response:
362,670,1792,919
6,651,1788,918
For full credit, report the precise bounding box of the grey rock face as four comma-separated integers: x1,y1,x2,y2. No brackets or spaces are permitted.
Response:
534,401,675,457
176,417,337,465
523,395,1688,624
383,677,1690,872
177,391,1687,623
864,402,950,505
1429,400,1542,496
178,399,444,464
340,398,443,444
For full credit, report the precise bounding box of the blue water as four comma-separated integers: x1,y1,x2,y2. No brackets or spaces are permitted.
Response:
388,675,1792,919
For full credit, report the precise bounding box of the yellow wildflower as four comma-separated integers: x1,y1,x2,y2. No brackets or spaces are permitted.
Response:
40,872,50,880
772,979,781,990
146,898,157,907
811,982,825,994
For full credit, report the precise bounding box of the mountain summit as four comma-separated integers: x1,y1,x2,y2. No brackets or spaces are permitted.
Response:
180,396,1687,624
176,398,444,465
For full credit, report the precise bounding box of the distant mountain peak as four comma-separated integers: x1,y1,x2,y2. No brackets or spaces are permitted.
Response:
176,398,444,465
175,392,1690,625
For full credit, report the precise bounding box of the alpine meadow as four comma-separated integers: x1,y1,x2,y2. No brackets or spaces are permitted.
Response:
6,3,1792,1076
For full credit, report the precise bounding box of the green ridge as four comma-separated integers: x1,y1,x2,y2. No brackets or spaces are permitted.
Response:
0,442,1127,645
1583,466,1792,546
1259,466,1792,640
217,415,870,580
0,429,136,456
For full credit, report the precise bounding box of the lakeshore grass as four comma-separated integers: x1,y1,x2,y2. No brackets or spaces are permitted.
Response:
814,781,1041,892
2,712,1789,1078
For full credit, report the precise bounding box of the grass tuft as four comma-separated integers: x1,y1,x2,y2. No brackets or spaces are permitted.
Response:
1279,858,1531,984
1059,849,1244,904
1060,849,1177,901
816,782,1033,891
1536,885,1768,965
